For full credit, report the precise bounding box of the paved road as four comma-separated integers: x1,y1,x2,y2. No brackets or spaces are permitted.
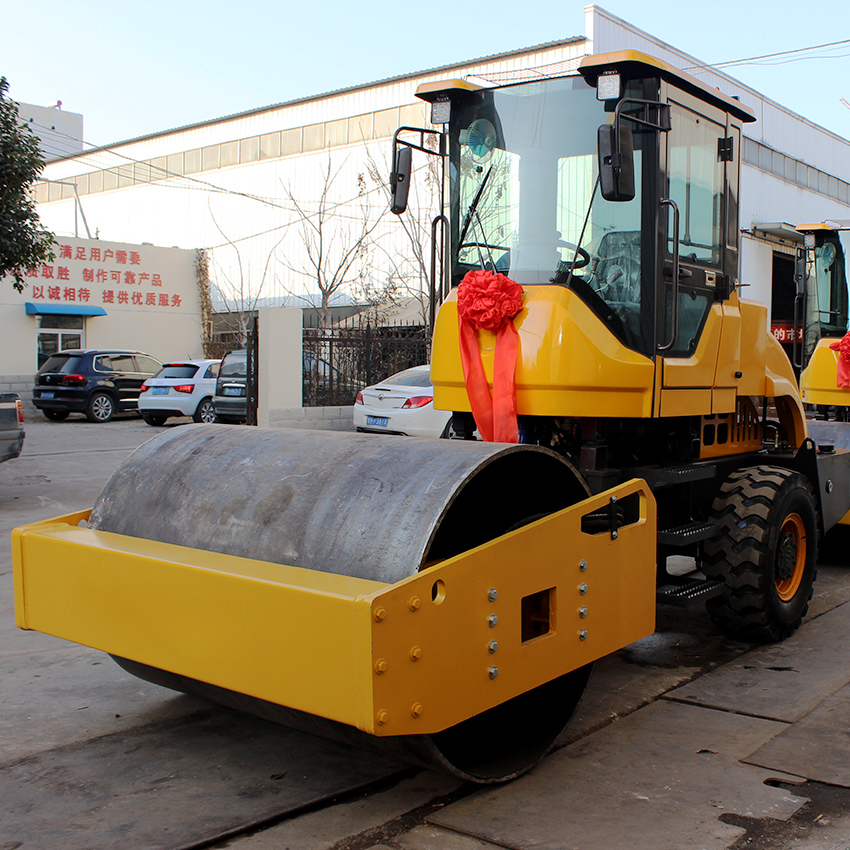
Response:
2,417,850,849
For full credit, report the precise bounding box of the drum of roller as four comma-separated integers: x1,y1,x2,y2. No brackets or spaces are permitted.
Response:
93,425,592,782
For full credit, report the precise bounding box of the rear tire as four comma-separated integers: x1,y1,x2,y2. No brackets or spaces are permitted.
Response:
193,397,215,424
43,410,69,421
86,392,115,423
702,465,818,642
142,413,167,426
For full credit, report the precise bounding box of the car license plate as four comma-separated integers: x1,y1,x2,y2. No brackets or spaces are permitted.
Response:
40,391,54,399
152,387,168,395
366,416,389,427
224,386,243,396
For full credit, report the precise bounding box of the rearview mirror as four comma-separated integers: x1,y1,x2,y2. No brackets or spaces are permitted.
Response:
390,146,412,215
598,123,635,202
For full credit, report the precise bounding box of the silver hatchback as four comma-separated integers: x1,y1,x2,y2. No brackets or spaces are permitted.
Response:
138,359,221,426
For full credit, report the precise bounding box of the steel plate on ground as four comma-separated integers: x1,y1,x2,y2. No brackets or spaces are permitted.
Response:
744,681,850,787
0,708,408,850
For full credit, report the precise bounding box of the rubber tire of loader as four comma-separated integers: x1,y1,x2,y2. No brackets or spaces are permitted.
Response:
702,465,818,642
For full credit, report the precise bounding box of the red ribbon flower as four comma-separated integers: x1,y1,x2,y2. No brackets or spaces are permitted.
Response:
829,331,850,388
457,270,524,442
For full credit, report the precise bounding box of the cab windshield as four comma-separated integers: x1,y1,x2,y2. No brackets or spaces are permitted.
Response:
805,230,850,358
450,74,656,354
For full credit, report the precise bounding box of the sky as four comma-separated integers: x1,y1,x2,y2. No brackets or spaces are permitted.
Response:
4,0,850,150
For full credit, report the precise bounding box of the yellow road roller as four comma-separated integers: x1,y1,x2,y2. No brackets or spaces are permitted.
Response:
14,51,850,782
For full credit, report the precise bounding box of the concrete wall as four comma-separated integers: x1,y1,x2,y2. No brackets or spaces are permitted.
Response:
267,406,354,432
257,307,302,427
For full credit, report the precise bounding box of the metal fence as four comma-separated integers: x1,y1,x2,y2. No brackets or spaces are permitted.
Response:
302,319,429,407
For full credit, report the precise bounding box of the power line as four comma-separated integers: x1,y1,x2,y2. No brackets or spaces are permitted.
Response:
684,38,850,73
30,116,404,227
31,116,433,253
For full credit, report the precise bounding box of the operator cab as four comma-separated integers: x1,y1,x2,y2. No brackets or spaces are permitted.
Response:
795,223,850,362
410,52,755,361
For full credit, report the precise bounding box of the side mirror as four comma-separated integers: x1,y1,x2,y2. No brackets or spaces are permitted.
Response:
598,123,635,202
390,146,412,215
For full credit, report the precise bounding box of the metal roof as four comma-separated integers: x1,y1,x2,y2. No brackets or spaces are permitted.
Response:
48,35,587,163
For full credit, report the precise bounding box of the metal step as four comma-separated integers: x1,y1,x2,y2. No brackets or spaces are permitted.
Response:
657,521,717,547
656,576,724,608
627,464,716,488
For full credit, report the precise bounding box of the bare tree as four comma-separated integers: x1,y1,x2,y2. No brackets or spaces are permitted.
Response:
363,139,443,329
280,156,384,329
207,205,286,350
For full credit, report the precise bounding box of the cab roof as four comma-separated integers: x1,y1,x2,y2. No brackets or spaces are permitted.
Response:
417,50,756,124
579,51,756,123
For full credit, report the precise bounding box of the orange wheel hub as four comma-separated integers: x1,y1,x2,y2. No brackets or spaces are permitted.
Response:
776,513,806,601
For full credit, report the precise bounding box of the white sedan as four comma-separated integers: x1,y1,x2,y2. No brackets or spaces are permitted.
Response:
139,359,221,426
354,365,454,438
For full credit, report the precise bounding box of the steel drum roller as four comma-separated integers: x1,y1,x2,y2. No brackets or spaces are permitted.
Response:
91,425,593,781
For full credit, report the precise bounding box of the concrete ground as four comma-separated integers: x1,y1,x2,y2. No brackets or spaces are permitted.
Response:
2,416,850,850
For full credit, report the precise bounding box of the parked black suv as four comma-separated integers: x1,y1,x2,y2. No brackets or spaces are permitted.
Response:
33,349,162,423
212,349,247,423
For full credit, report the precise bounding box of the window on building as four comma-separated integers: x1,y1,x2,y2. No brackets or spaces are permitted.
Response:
324,119,348,148
150,156,168,181
373,107,400,139
280,128,301,155
37,315,84,368
399,104,425,127
134,162,151,183
220,141,239,168
348,114,372,143
201,145,220,171
303,123,324,151
166,152,184,176
184,149,202,174
259,132,280,159
240,137,259,163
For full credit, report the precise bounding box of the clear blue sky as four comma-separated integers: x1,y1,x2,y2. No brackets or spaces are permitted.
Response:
4,0,850,147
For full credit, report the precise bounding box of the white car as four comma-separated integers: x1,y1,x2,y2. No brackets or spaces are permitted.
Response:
354,365,455,438
139,359,221,426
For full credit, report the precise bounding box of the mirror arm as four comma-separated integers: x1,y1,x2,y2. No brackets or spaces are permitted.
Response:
613,98,672,134
392,127,446,158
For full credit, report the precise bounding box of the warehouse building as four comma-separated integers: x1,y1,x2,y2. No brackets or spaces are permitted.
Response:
7,5,850,396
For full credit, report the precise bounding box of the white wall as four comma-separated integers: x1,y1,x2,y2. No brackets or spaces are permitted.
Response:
739,237,774,319
1,236,201,377
258,308,302,426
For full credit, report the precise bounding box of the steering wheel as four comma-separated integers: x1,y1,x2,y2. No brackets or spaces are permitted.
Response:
459,242,511,253
556,241,591,270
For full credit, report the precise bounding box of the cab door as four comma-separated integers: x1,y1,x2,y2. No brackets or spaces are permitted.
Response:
657,88,742,416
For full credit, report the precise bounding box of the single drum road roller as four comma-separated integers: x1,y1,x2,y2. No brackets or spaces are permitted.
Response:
12,425,656,782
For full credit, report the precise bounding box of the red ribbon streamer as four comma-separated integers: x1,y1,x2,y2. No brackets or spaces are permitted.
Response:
457,270,524,442
829,332,850,388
